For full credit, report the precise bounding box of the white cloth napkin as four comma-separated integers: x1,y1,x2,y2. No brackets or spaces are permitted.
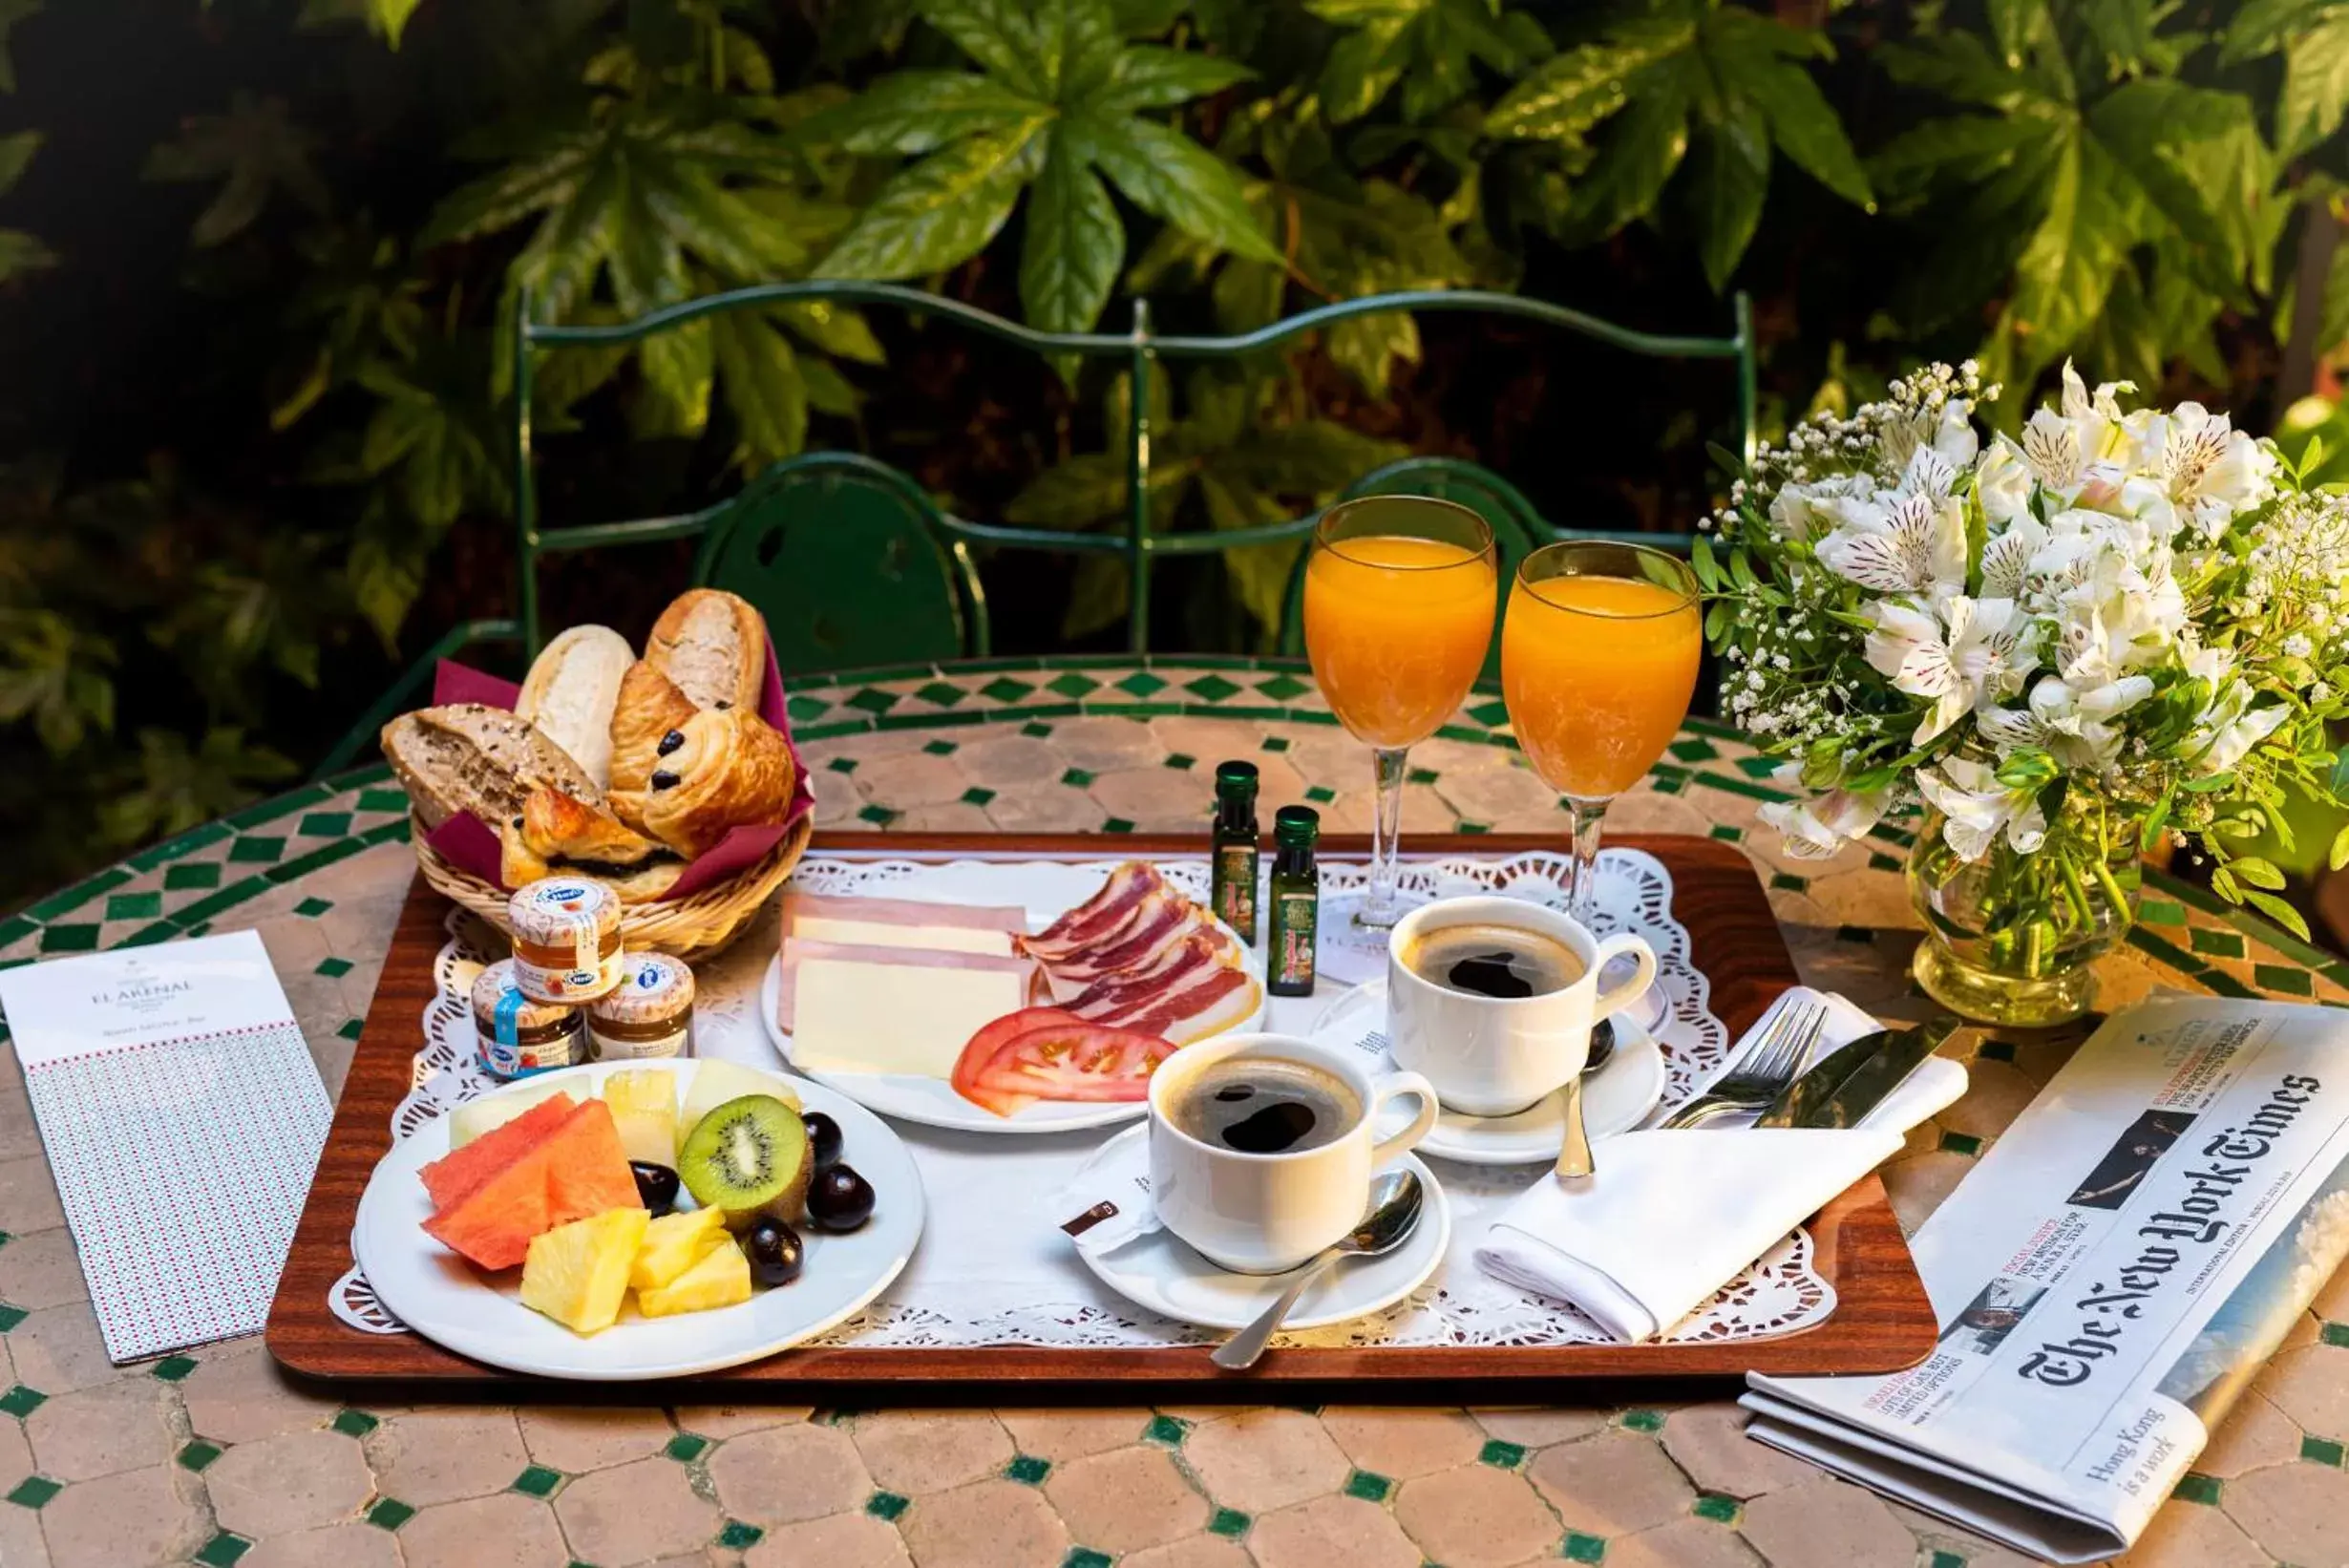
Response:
1474,988,1966,1342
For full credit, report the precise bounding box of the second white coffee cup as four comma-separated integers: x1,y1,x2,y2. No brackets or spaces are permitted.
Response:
1386,895,1658,1116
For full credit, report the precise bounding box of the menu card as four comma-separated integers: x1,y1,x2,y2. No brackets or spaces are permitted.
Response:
0,931,330,1362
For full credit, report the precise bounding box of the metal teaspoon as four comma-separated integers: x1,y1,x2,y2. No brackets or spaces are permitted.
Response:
1211,1170,1426,1370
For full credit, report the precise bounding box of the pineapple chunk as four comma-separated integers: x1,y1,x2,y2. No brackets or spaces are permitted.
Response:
602,1070,679,1167
520,1208,649,1335
449,1082,565,1150
678,1061,799,1155
628,1207,730,1293
636,1238,752,1317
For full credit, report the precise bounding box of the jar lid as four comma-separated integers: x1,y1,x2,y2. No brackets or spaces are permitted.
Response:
589,952,696,1025
507,877,621,946
470,958,580,1033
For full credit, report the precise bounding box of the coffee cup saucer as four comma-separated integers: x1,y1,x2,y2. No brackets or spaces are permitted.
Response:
1065,1123,1451,1333
1307,981,1666,1166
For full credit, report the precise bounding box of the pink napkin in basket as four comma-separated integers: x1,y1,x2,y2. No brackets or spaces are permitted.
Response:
417,634,815,901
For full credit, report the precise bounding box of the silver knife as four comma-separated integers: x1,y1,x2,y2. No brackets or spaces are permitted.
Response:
1748,1028,1895,1129
1778,1016,1961,1130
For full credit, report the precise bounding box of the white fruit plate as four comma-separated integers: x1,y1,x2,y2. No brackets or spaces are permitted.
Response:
352,1059,923,1381
759,859,1267,1135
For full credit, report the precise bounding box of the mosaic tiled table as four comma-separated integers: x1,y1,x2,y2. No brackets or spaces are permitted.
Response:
2,656,2346,1568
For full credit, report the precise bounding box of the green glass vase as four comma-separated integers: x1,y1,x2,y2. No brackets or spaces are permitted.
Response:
1906,809,2139,1028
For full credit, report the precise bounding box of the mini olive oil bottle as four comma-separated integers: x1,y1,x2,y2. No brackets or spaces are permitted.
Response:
1267,804,1321,997
1209,760,1260,943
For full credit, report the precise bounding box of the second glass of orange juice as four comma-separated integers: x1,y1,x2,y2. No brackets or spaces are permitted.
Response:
1303,496,1497,948
1502,540,1701,915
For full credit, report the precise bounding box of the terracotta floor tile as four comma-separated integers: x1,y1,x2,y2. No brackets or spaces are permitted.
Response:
364,1408,531,1507
1051,716,1170,772
1599,1516,1767,1568
0,1231,88,1310
553,1453,721,1565
238,1522,405,1568
1526,1430,1694,1537
709,1420,873,1526
1321,1407,1486,1479
1434,763,1563,825
1119,1536,1254,1568
23,1376,174,1481
0,1494,50,1568
1180,1407,1350,1513
180,1340,338,1445
984,785,1107,835
2254,1341,2349,1440
850,1409,1014,1495
3,1306,117,1396
1392,1462,1559,1568
2190,1391,2302,1478
996,1408,1149,1462
853,753,971,809
2116,1497,2269,1568
1245,1493,1422,1568
0,1403,28,1486
0,1154,64,1234
743,1508,910,1568
206,1429,373,1536
1090,766,1214,827
898,1477,1069,1568
1739,1476,1920,1568
35,1463,206,1568
518,1404,676,1472
2219,1456,2349,1566
1468,1407,1608,1448
1656,1403,1817,1498
947,736,1064,790
1042,1444,1208,1554
1931,1058,2042,1141
670,1402,813,1441
397,1491,569,1568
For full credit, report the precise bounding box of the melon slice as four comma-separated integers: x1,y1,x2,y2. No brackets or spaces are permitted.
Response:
602,1070,679,1167
422,1100,640,1271
678,1061,799,1155
420,1093,577,1211
448,1081,568,1151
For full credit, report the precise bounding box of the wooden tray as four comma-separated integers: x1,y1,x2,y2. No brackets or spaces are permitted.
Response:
265,833,1938,1397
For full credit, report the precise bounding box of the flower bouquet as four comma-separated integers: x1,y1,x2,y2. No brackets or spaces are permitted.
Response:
1698,362,2349,1025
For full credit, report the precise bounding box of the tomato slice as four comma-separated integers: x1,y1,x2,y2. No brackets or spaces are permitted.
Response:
949,1006,1176,1115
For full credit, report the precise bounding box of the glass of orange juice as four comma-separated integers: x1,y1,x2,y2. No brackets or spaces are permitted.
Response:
1502,540,1702,916
1303,496,1498,946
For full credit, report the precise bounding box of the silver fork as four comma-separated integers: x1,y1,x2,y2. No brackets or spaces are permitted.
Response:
1658,1001,1828,1129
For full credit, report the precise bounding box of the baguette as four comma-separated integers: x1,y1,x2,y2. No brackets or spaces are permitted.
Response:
645,588,766,712
380,705,600,832
517,625,633,788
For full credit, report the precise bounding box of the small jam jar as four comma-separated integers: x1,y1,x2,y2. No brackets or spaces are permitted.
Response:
471,958,584,1078
506,877,624,1005
586,953,696,1061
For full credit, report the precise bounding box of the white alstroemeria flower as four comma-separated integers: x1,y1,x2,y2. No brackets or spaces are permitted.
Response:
1865,596,2037,744
2145,403,2277,540
2030,528,2186,677
1978,516,2049,600
1759,781,1892,859
2181,637,2234,688
1818,490,1969,599
1979,673,2153,772
1767,473,1871,542
1918,756,2049,861
1975,436,2034,523
2186,682,2290,775
1877,395,1980,478
2019,361,2140,500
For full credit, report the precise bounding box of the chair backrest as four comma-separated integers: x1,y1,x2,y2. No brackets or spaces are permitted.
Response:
690,454,987,674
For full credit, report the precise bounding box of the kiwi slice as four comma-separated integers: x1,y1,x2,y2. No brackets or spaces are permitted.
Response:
678,1094,811,1231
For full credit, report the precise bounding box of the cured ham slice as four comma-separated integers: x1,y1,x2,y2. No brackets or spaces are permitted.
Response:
1038,891,1197,999
1074,960,1259,1046
780,891,1026,956
1020,861,1167,963
1053,929,1224,1011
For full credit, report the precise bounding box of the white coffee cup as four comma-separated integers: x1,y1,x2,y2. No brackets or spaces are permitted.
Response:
1148,1031,1437,1275
1386,896,1658,1117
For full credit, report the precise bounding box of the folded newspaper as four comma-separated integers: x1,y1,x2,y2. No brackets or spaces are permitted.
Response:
1743,998,2349,1561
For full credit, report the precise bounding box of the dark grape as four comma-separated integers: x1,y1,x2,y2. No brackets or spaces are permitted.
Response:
806,1164,875,1232
628,1161,680,1218
745,1218,805,1286
800,1110,844,1169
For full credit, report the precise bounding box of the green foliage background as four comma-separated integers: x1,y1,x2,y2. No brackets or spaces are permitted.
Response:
2,0,2345,911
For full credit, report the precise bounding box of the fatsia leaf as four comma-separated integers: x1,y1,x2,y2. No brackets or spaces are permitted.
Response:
2223,0,2336,63
1317,17,1412,126
790,71,1044,156
1997,132,2138,387
1984,0,2050,66
2279,18,2349,159
1686,103,1769,291
1061,551,1133,639
1876,34,2035,112
711,311,809,473
920,0,1059,98
1725,50,1872,209
1094,45,1252,113
143,94,329,247
2086,81,2255,304
820,126,1047,278
1200,469,1297,638
1562,74,1690,240
1867,114,2041,205
775,301,885,364
1004,452,1140,528
1485,16,1694,143
1076,114,1281,264
1020,128,1124,336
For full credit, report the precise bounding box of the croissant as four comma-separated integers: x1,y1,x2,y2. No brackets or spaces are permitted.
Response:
497,786,684,901
609,706,798,860
606,660,701,813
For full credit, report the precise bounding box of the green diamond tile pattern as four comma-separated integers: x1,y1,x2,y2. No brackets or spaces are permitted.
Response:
195,1531,252,1566
228,837,286,864
913,682,965,708
178,1440,223,1473
666,1431,709,1462
2323,1321,2349,1348
1164,752,1196,771
1939,1131,1984,1156
2301,1434,2345,1467
329,1409,378,1437
1343,1469,1392,1503
1116,672,1169,697
511,1465,564,1498
1184,674,1240,702
105,890,161,921
1619,1409,1665,1433
364,1498,414,1531
1144,1413,1189,1446
6,1475,60,1509
1562,1531,1606,1563
922,738,958,756
293,896,333,917
1062,1549,1112,1568
165,861,222,890
1208,1507,1250,1537
1060,768,1095,788
982,677,1037,703
866,1490,910,1520
1005,1453,1051,1484
961,787,997,807
1478,1438,1525,1469
1048,673,1101,699
718,1520,766,1550
0,1305,25,1333
2172,1472,2223,1505
314,956,354,979
1692,1494,1741,1523
1256,674,1311,700
0,1385,45,1418
845,688,899,715
1304,784,1336,803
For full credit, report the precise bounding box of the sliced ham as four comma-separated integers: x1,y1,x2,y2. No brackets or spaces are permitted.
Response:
780,891,1027,939
1020,861,1166,962
1053,928,1223,1010
1075,959,1259,1046
1039,891,1196,998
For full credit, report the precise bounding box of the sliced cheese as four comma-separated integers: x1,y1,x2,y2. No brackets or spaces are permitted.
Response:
792,914,1013,956
778,942,1035,1080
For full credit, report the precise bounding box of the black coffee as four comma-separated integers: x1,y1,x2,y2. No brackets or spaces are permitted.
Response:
1403,922,1584,999
1170,1057,1361,1154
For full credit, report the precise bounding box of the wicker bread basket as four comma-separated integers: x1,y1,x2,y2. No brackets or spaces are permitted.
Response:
412,811,813,964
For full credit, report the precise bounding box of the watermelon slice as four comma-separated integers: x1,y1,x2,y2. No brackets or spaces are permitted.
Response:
422,1100,640,1271
419,1092,578,1212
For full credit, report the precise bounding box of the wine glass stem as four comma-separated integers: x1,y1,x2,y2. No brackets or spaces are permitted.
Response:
1361,745,1409,929
1564,794,1611,920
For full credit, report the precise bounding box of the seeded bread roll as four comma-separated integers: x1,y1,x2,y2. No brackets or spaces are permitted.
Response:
645,588,765,712
380,705,599,832
517,625,633,788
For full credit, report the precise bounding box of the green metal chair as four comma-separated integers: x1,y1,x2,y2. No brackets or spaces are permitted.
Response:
314,282,1754,775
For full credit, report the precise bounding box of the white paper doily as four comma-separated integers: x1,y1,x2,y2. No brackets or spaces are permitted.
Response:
336,848,1835,1351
